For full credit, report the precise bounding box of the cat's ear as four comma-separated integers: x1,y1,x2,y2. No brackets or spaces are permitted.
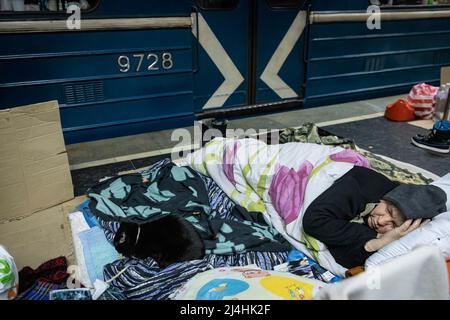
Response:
118,231,127,244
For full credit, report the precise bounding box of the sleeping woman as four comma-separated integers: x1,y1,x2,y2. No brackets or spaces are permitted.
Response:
302,165,448,269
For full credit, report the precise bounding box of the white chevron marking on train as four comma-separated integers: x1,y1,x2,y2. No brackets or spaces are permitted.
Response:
260,10,307,99
192,13,244,110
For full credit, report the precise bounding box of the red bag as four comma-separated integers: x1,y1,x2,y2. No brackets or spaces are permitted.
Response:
385,98,415,122
406,83,439,120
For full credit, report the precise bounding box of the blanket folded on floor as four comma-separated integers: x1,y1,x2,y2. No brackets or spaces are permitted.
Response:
78,226,120,283
15,280,66,301
99,171,291,300
185,137,371,276
88,160,290,256
103,251,289,300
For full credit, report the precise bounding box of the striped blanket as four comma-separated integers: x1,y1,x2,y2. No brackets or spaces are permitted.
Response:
99,167,290,300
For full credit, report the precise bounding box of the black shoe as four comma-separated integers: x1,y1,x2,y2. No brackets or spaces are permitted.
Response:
411,127,450,154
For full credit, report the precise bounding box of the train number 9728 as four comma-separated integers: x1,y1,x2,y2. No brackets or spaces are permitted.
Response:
117,52,173,73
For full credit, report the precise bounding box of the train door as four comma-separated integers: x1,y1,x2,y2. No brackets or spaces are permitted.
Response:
192,0,249,112
254,0,308,104
192,0,308,113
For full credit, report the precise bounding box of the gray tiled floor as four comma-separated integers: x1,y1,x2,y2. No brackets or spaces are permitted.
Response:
66,94,404,167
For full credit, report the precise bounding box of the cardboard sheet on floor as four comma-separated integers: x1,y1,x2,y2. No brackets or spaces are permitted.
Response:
0,100,74,222
0,196,87,270
408,119,434,130
441,66,450,85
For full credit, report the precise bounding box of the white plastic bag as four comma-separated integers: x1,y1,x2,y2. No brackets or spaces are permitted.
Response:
0,245,19,300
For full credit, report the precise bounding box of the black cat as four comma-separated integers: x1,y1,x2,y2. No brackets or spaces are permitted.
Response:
113,214,205,268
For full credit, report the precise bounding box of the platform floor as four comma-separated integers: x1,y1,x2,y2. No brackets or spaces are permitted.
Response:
67,94,449,196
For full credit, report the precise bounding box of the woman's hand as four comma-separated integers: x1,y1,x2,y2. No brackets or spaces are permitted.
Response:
382,218,428,242
365,218,430,252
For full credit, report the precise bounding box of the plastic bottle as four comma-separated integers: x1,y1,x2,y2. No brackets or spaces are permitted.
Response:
311,264,342,284
434,84,450,122
287,249,343,283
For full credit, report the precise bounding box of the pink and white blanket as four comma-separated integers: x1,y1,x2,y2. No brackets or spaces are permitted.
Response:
184,138,370,276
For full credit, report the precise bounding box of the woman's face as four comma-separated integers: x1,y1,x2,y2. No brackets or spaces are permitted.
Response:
368,200,406,234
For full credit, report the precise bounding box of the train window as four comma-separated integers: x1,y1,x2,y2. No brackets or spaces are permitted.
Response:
0,0,99,13
196,0,239,10
370,0,450,6
266,0,303,8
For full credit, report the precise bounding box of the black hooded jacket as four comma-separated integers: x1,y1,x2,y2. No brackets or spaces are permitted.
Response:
303,166,399,268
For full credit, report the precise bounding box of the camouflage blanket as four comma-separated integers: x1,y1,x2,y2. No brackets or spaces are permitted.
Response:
279,123,433,185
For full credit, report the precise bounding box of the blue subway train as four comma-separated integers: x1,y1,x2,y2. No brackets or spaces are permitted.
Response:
1,0,450,144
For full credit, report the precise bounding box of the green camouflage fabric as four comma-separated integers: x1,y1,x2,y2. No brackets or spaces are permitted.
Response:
279,123,433,185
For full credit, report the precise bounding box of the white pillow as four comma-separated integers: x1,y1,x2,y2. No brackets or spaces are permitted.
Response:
321,246,449,300
365,211,450,268
68,211,92,288
365,173,450,269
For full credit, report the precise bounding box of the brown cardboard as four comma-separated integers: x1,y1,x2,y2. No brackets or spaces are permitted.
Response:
0,196,86,270
0,101,74,222
408,119,434,130
441,66,450,85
